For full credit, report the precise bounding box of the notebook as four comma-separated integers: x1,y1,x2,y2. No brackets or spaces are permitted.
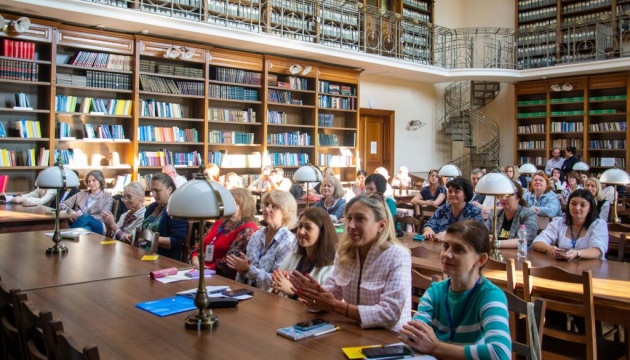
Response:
135,296,196,317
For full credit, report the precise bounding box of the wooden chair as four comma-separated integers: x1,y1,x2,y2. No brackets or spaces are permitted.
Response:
607,222,630,233
504,290,545,360
0,279,26,360
18,299,56,360
395,215,420,234
607,232,627,262
181,220,199,262
536,216,551,234
409,246,443,280
410,269,439,310
52,320,100,360
522,262,625,360
485,258,516,294
134,229,159,253
420,205,437,221
111,199,120,222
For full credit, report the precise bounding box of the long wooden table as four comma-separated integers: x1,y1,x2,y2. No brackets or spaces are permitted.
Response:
25,275,404,359
400,235,630,328
0,231,185,290
0,203,71,233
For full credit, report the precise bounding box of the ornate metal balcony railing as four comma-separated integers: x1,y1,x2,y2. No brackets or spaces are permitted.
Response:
79,0,630,70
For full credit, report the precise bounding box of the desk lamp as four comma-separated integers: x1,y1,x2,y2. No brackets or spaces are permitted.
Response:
519,163,537,190
167,167,236,330
35,160,80,254
474,172,516,261
438,164,462,179
293,163,323,208
573,161,590,179
600,168,630,223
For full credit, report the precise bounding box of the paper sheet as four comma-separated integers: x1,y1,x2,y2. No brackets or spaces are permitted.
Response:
155,270,213,284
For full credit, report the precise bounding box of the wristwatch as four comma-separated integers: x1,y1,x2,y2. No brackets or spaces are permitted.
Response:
575,250,581,259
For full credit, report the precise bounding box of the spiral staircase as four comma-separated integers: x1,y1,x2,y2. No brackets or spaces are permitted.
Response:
441,80,501,176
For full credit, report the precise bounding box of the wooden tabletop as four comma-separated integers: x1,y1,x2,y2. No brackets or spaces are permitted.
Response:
0,231,186,290
25,275,403,359
0,203,72,233
400,235,630,327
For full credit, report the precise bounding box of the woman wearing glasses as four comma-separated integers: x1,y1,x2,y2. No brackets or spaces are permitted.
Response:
523,171,562,218
411,169,446,207
484,183,537,248
400,220,511,359
290,194,411,331
101,182,146,243
421,177,483,241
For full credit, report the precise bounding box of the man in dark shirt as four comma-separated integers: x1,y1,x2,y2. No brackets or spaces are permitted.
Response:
560,146,579,181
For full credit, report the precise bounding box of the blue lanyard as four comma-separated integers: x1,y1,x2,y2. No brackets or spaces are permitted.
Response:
444,277,482,342
259,238,276,260
570,224,584,249
209,222,228,246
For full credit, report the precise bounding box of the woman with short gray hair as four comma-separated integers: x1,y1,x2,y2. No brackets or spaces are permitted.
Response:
102,182,146,242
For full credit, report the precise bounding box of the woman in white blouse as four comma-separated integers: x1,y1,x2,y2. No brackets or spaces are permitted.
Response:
532,189,608,260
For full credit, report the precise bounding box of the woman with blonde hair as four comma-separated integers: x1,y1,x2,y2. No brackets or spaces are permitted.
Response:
584,177,610,221
505,165,527,188
290,194,411,331
227,190,297,291
314,175,346,222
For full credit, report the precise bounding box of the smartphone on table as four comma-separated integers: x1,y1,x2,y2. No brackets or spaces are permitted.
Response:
362,345,412,358
222,289,254,297
294,318,329,331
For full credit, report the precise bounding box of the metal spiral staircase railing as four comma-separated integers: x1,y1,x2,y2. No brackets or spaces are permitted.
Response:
442,80,501,176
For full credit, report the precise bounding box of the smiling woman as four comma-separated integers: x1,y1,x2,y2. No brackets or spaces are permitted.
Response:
400,220,511,360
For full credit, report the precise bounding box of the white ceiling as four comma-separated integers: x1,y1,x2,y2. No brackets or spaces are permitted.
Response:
4,0,630,83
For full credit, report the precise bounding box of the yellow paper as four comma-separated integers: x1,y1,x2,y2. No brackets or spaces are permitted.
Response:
141,255,159,261
100,240,117,245
341,345,382,359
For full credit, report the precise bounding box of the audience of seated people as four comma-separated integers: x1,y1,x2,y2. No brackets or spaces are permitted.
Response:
484,182,538,248
248,165,274,193
269,168,292,191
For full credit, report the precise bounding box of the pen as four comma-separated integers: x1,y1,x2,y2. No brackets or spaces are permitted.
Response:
314,326,340,337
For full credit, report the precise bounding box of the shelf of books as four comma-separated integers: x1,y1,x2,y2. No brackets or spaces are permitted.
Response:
316,65,360,181
398,0,433,64
0,15,54,191
548,77,587,164
515,80,549,168
54,26,134,182
586,74,629,171
136,37,207,182
207,48,264,187
261,0,317,43
265,56,318,169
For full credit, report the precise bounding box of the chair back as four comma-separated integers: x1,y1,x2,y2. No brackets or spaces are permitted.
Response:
607,232,627,262
395,215,420,234
53,321,100,360
181,220,200,262
111,200,120,222
484,258,516,294
134,229,159,253
536,216,550,234
522,262,596,360
0,279,26,360
410,246,438,259
607,222,630,232
504,290,545,360
19,300,56,360
410,269,439,310
420,205,437,221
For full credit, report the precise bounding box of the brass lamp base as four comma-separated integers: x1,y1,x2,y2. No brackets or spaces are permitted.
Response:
185,311,218,330
46,244,68,255
489,247,504,261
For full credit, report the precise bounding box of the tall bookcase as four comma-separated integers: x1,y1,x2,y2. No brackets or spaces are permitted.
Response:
514,73,630,173
0,14,361,192
0,16,54,192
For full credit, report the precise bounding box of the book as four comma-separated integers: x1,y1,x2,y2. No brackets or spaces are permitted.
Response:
277,323,336,341
135,296,196,317
176,285,229,298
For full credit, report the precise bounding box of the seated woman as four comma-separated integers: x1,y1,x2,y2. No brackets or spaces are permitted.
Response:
62,170,113,235
400,220,511,359
584,177,610,221
549,168,566,192
523,171,561,217
204,163,221,182
364,173,397,219
272,207,337,298
190,188,259,279
422,177,483,241
290,194,411,331
269,168,292,191
391,166,412,189
142,173,188,260
411,168,446,207
351,169,367,196
248,165,274,193
506,165,527,188
101,182,146,243
308,166,335,198
227,189,297,291
313,175,346,222
484,183,537,248
223,172,243,189
532,189,608,260
561,171,582,206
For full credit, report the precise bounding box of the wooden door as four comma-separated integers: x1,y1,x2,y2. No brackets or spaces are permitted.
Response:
358,109,395,175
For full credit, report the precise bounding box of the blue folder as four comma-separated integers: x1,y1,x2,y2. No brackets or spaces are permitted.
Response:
135,296,197,317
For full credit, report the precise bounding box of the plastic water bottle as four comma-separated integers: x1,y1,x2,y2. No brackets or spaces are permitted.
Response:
517,224,528,259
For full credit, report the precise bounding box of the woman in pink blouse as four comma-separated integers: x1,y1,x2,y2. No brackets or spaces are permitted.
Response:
291,194,411,331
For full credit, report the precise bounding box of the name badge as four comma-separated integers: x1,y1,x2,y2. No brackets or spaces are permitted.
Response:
205,244,214,262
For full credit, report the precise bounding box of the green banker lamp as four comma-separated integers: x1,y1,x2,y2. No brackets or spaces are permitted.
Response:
474,172,516,261
35,160,80,254
167,167,236,330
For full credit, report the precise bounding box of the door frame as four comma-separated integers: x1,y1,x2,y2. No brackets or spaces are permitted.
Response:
358,108,395,174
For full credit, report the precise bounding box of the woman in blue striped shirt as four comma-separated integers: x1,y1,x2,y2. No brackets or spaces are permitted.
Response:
400,220,512,360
